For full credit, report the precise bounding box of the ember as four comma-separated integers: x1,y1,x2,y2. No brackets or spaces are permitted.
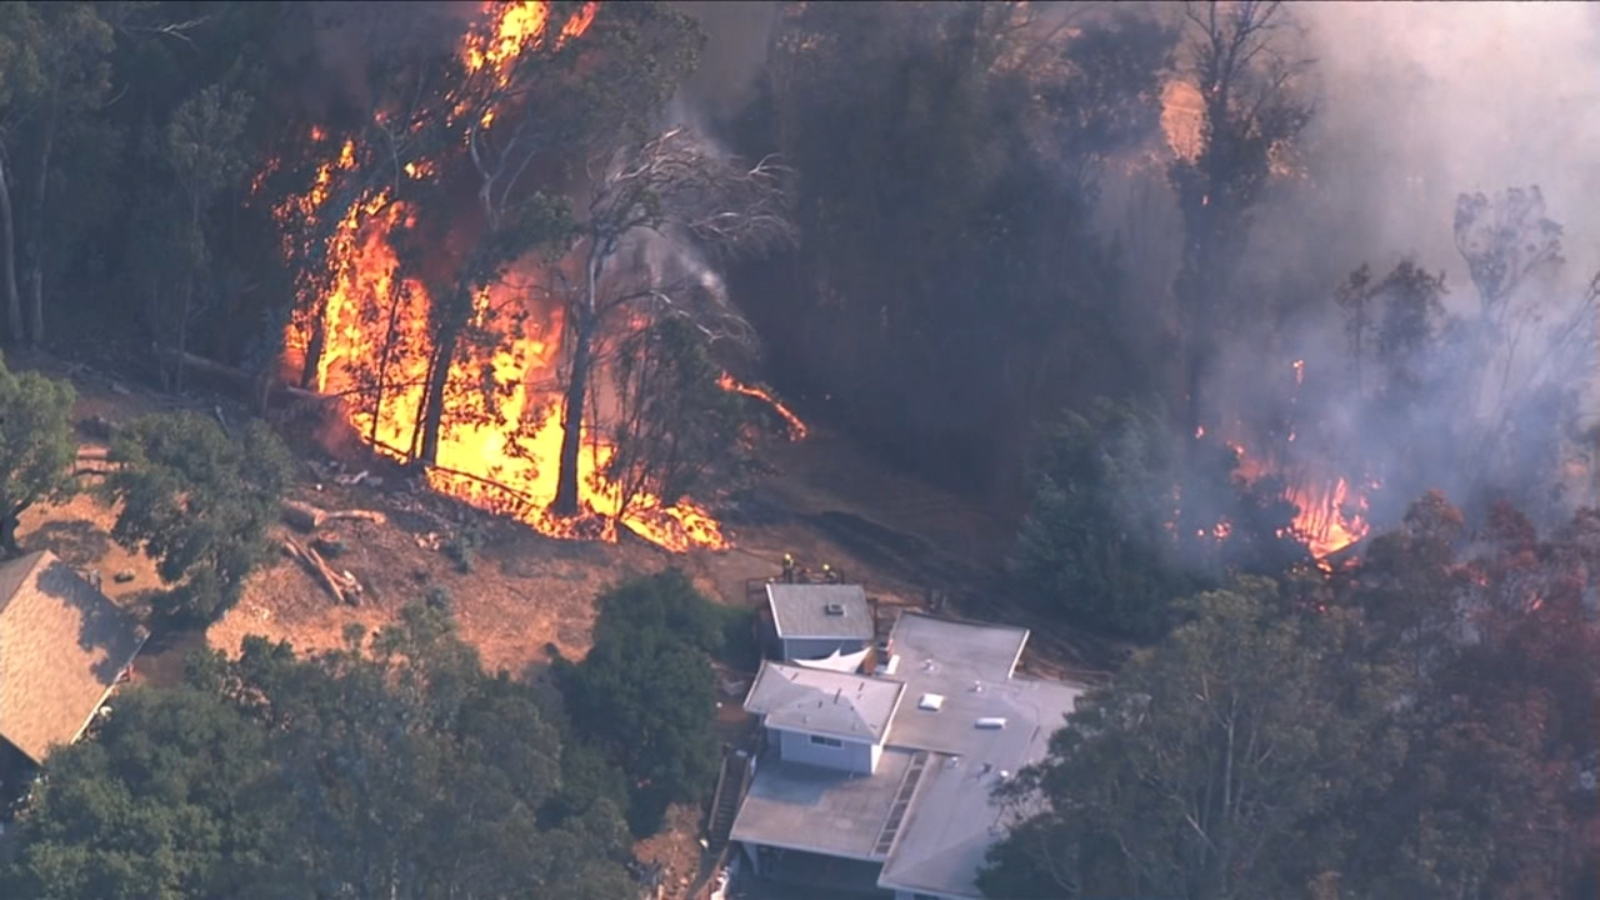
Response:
272,1,796,553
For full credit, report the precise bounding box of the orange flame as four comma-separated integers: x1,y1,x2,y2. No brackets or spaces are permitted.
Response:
462,1,597,79
717,374,808,440
1286,476,1370,561
275,1,734,553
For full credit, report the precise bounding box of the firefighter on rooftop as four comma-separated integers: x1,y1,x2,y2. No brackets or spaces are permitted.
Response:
782,553,797,583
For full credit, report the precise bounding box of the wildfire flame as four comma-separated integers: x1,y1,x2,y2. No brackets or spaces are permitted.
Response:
1213,358,1374,569
273,1,797,554
717,374,808,440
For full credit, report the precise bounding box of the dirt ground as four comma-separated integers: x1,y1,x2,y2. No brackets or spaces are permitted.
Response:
15,350,1043,900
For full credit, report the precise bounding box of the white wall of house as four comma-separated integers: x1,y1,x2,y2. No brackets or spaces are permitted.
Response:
773,726,879,774
780,636,869,662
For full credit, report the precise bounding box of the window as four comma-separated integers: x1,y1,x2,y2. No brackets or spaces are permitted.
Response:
809,734,843,748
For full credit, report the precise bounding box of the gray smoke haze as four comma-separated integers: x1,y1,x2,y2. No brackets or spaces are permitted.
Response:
1110,2,1600,526
668,2,779,124
1261,1,1600,291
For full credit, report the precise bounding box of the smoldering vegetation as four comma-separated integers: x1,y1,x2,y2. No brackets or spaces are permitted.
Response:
673,1,1600,539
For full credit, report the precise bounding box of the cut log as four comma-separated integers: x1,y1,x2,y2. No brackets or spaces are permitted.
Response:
325,509,387,526
282,535,359,605
281,500,385,532
152,346,328,403
281,500,327,532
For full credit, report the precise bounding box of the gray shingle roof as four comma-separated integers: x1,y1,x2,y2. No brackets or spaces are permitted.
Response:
0,551,148,764
744,662,905,743
766,583,874,640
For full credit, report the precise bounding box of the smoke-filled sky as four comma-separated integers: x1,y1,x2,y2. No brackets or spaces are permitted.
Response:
1267,1,1600,290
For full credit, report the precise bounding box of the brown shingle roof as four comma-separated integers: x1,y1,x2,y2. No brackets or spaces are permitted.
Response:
0,550,147,764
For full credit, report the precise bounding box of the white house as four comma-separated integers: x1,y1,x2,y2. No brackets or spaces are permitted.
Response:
766,583,877,662
730,612,1084,900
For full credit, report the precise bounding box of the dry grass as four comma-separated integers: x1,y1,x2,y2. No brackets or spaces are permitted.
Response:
13,353,1024,900
211,482,678,676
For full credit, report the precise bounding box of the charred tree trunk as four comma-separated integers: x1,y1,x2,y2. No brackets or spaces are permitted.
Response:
173,196,203,393
417,290,467,466
552,307,597,517
369,283,408,447
24,90,58,346
299,312,327,390
0,156,24,344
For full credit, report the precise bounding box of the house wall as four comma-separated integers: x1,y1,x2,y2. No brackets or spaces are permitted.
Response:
781,636,869,662
773,726,878,774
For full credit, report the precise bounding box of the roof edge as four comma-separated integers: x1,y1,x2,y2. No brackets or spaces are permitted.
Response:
731,833,888,865
68,630,150,751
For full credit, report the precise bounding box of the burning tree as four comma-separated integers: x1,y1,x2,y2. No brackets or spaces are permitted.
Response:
606,315,746,528
271,2,799,551
549,126,793,518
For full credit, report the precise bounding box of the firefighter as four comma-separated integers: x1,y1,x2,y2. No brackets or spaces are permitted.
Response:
821,563,839,584
781,553,797,583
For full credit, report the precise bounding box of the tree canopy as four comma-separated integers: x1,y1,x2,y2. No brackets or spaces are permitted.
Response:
2,603,640,900
100,412,294,623
0,352,76,554
555,570,726,835
986,492,1599,899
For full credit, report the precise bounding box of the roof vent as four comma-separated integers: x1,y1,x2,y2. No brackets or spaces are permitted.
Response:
824,602,845,616
917,693,946,712
975,717,1008,730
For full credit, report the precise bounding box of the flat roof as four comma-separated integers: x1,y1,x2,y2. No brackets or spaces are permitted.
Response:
730,745,917,861
886,611,1029,684
737,613,1082,900
877,679,1081,898
766,584,875,641
745,662,906,743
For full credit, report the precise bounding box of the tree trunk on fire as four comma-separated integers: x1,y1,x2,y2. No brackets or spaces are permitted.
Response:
0,156,24,344
552,310,597,518
417,302,466,467
299,314,326,390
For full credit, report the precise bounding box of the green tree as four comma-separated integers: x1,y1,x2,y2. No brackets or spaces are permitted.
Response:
556,570,722,834
982,577,1405,899
0,352,76,553
15,1,115,345
100,412,293,623
1336,490,1470,679
4,601,639,900
148,84,255,391
1331,501,1599,899
0,685,280,900
1009,397,1195,638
